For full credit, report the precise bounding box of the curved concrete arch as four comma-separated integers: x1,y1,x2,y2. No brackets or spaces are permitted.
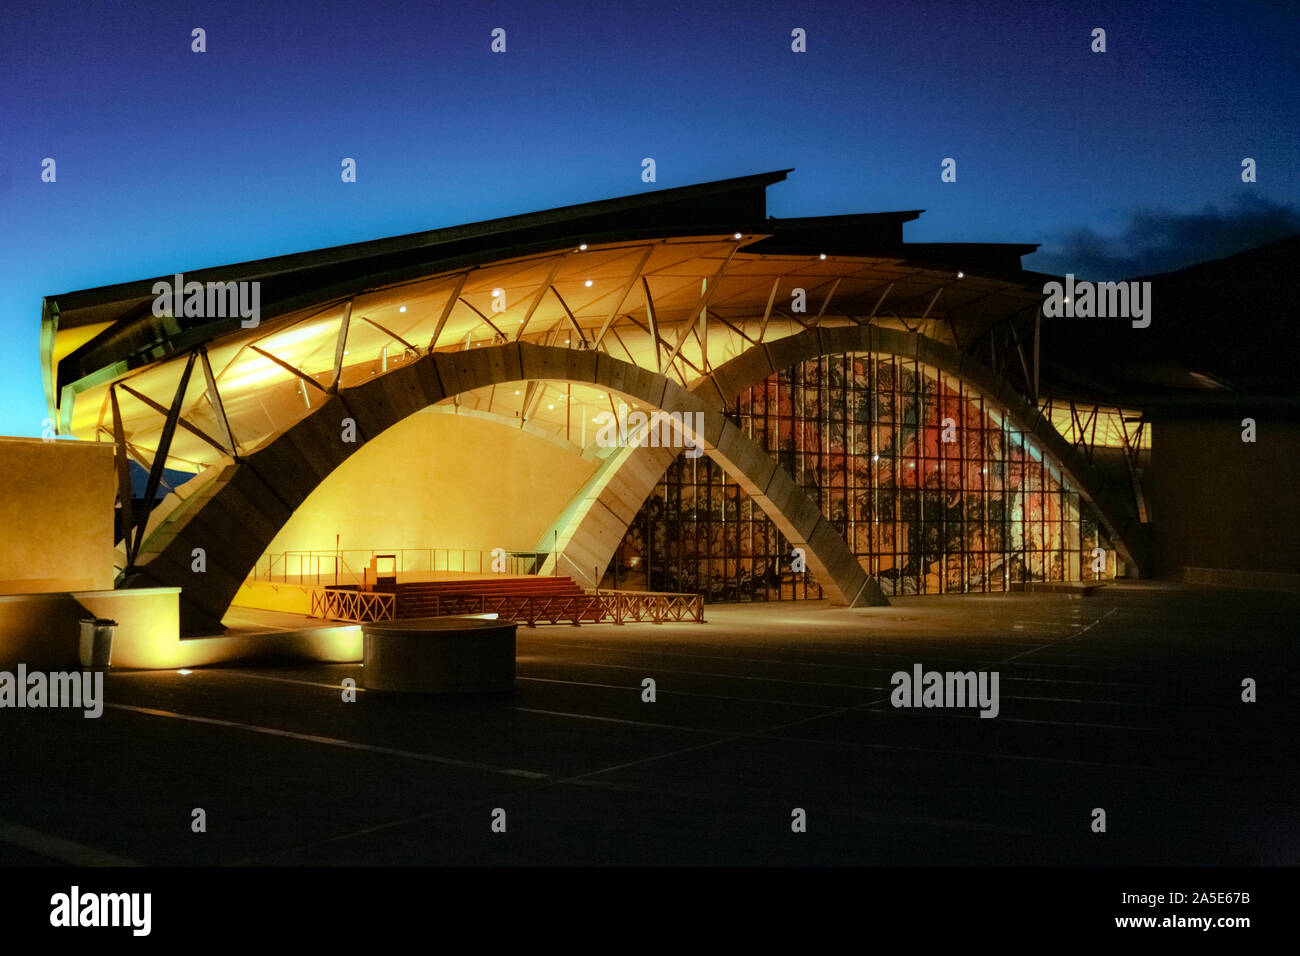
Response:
543,324,1148,593
709,325,1148,575
128,343,883,633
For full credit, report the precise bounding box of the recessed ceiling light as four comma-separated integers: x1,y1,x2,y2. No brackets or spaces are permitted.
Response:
547,404,554,410
956,271,964,279
584,280,593,287
399,305,407,312
579,243,588,251
819,253,827,260
514,390,520,395
734,232,742,240
178,669,193,676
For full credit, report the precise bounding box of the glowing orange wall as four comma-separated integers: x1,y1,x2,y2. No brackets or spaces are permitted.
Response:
258,409,598,560
0,437,115,595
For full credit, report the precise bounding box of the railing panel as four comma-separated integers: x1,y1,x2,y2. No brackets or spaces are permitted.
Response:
251,547,553,583
306,582,701,627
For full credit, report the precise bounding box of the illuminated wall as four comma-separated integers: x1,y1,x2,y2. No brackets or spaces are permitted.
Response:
611,353,1115,599
0,437,116,595
256,407,598,571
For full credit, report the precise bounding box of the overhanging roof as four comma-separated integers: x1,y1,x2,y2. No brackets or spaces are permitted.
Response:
43,170,1046,414
1036,233,1300,414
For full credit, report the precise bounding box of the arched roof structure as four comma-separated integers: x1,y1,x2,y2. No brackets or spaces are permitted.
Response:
39,170,1147,630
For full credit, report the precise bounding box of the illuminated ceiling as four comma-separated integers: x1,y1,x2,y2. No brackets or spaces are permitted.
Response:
42,170,1049,473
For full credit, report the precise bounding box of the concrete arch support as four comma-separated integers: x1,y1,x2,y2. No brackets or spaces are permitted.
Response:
540,324,1150,611
696,325,1150,576
128,343,882,633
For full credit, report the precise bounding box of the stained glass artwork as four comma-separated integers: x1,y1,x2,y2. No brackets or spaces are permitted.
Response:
607,353,1115,600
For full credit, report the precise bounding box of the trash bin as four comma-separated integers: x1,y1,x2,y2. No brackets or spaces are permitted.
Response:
78,618,117,670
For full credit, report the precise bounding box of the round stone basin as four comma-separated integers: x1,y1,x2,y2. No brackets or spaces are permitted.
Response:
361,616,516,693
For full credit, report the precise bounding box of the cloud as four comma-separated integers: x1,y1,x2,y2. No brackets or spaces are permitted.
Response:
1030,193,1300,281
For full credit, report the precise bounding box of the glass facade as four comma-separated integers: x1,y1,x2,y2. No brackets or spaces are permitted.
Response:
606,352,1116,600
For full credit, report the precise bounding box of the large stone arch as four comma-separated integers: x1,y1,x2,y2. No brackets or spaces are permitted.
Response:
127,342,884,633
539,325,1149,594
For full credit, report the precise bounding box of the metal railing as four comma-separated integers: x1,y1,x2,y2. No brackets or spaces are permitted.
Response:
308,587,396,623
251,548,550,584
596,589,706,624
305,586,704,627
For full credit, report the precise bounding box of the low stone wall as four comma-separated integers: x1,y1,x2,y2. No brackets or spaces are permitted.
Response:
1183,567,1300,593
362,617,516,693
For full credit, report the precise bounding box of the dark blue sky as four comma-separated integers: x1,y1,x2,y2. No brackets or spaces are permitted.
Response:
2,0,1296,436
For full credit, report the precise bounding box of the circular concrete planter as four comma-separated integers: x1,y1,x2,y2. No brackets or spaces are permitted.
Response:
361,616,516,693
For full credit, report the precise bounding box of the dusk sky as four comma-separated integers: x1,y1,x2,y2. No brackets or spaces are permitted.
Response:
2,0,1296,436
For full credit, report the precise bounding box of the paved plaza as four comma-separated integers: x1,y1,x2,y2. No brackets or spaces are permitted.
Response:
2,583,1294,866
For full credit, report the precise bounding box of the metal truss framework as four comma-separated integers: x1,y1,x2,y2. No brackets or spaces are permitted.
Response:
85,233,1053,472
1039,398,1151,525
